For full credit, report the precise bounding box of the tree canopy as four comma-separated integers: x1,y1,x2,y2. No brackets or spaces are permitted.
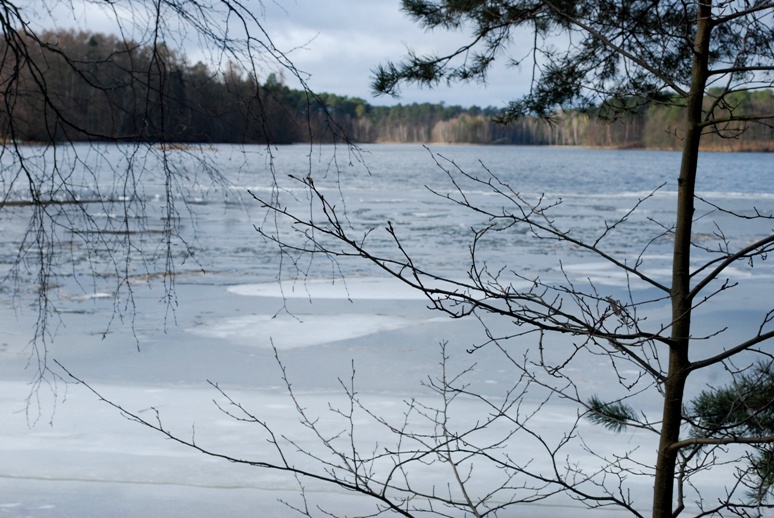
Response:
4,30,773,149
375,1,774,122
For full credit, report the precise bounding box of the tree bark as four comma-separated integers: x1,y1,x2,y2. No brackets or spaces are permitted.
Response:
652,3,713,517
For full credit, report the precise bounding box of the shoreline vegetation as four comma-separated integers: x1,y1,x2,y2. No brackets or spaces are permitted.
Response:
4,30,773,151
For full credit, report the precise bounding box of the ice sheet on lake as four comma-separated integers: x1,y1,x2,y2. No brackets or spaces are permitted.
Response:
228,276,538,301
0,381,657,518
228,277,429,300
4,145,772,516
562,258,774,287
189,313,434,348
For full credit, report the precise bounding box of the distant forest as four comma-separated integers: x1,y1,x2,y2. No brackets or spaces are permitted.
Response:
3,30,774,150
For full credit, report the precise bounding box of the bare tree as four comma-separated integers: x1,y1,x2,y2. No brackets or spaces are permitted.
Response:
0,0,342,407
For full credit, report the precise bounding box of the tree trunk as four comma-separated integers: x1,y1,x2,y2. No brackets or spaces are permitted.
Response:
652,4,713,517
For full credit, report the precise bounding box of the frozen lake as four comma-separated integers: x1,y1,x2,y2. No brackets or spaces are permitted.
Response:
1,144,773,516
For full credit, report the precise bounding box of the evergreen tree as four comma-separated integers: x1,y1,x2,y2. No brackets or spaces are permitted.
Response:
364,2,774,516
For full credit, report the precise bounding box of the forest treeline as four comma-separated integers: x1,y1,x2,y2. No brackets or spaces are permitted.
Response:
3,30,774,150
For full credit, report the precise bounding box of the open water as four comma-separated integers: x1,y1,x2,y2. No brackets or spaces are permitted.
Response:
3,143,771,281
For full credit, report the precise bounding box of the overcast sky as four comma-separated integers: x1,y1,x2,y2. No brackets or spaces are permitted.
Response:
37,0,534,108
258,0,534,108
